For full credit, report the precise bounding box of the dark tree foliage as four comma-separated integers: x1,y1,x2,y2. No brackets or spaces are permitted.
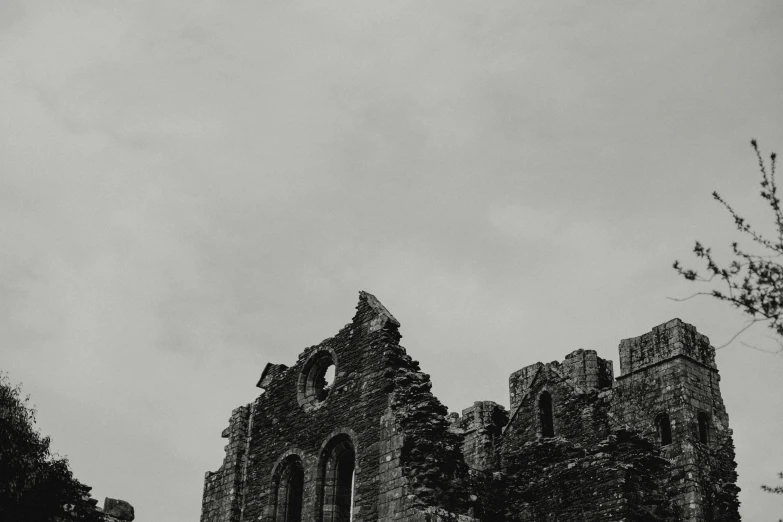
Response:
673,140,782,353
0,373,102,522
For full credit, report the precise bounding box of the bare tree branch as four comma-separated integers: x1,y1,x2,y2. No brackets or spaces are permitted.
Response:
673,140,783,349
714,318,765,350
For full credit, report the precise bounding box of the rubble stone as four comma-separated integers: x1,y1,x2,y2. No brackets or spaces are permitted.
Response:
102,497,135,521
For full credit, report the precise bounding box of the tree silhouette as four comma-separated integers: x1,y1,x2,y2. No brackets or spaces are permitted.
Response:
673,140,782,354
0,373,101,522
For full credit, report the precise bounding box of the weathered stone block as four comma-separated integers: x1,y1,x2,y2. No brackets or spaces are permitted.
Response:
103,498,134,521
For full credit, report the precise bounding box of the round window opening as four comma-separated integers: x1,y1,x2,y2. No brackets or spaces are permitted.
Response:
298,350,337,411
320,364,335,399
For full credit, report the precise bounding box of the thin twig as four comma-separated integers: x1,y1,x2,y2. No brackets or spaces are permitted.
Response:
715,318,766,350
739,341,783,355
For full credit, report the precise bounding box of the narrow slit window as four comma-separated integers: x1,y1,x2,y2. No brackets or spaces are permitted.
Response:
657,413,672,446
698,412,710,444
539,391,554,438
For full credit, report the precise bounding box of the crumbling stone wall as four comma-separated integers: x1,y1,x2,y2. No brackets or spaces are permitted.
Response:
505,350,614,448
386,345,471,516
201,292,472,522
501,350,658,521
100,498,135,522
224,292,402,522
200,293,740,522
448,402,507,522
503,431,675,521
450,401,507,473
201,406,251,522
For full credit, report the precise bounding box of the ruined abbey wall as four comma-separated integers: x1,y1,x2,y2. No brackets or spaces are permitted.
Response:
201,293,470,522
200,292,741,522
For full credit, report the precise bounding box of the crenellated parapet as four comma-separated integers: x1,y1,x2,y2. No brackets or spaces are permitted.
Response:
619,318,716,376
561,348,614,390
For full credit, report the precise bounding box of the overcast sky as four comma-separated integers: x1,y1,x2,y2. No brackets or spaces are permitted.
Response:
2,1,783,520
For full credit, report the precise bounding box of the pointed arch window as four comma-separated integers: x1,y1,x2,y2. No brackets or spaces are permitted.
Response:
538,391,554,438
318,434,356,522
272,455,304,522
698,412,711,444
656,413,672,446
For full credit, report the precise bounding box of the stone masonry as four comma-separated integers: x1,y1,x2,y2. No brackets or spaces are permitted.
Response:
100,498,135,522
201,292,740,522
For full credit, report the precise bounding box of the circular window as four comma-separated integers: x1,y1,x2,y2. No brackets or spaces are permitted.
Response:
298,350,337,411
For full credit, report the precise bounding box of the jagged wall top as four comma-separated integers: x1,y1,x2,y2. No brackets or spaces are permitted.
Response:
358,290,401,336
508,349,613,411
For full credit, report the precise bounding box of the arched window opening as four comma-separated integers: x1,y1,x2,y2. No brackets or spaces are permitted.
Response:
299,350,337,411
538,391,554,438
318,435,356,522
272,456,304,522
657,413,672,446
698,412,711,444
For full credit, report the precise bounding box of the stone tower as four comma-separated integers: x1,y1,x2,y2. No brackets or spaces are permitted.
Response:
613,319,740,520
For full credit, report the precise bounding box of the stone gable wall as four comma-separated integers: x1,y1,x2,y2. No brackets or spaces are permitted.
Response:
201,292,472,522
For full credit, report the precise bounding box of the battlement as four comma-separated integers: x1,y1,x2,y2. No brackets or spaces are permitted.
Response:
451,401,507,434
508,349,613,411
449,401,508,472
562,348,614,389
508,362,544,411
618,318,716,377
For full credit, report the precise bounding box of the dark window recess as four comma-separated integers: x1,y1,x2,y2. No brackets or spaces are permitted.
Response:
539,391,554,438
298,351,337,411
273,457,304,522
319,434,355,522
657,413,672,446
698,412,711,444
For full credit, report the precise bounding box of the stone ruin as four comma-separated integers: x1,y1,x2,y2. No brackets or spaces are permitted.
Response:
74,494,134,522
100,498,135,522
200,291,741,522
